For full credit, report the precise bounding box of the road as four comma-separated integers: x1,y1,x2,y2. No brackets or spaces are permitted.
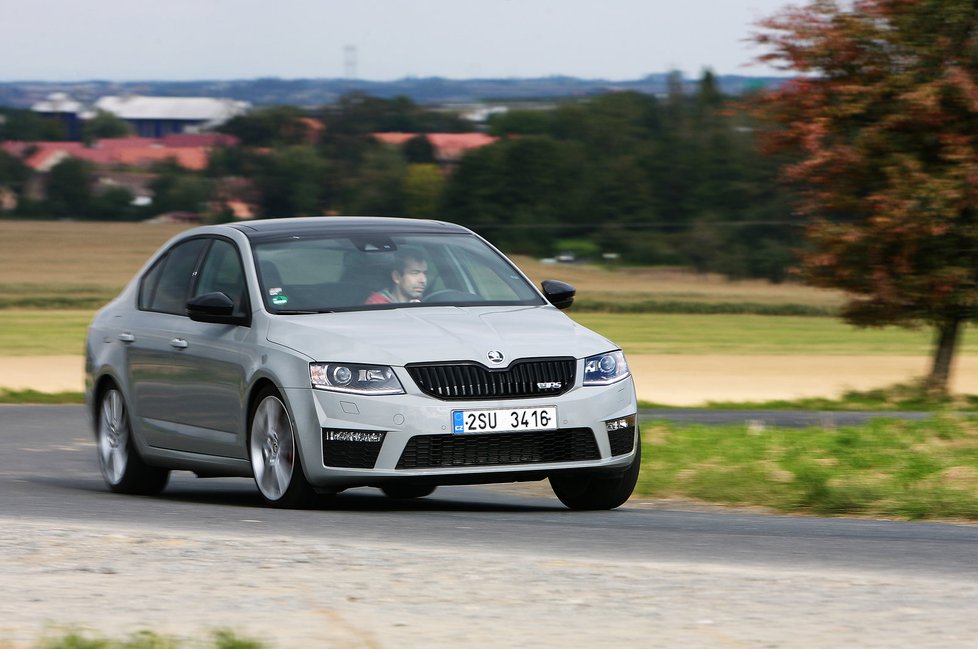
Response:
2,405,978,648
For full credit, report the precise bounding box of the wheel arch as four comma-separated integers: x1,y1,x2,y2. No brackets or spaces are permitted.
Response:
90,371,125,435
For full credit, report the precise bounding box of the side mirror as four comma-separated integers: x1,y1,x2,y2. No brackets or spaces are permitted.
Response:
541,279,576,310
186,292,249,326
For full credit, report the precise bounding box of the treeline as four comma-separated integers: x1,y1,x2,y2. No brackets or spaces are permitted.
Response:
0,74,800,280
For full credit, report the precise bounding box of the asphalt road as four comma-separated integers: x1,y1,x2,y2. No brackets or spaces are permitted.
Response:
6,405,978,647
2,404,976,578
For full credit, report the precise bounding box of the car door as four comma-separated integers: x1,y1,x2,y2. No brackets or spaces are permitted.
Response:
126,237,249,458
169,237,251,457
126,237,208,448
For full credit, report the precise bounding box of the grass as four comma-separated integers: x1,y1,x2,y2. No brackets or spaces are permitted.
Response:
636,415,978,520
2,309,972,359
0,310,92,356
570,312,975,356
696,381,978,412
0,220,187,311
18,630,265,649
0,220,844,314
0,389,85,404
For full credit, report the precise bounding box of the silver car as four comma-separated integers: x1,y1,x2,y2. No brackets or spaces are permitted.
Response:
86,217,640,509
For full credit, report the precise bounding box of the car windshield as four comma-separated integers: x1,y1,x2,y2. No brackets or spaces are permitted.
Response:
252,232,544,313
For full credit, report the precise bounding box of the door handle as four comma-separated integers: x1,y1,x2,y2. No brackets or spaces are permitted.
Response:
170,338,189,349
118,332,135,343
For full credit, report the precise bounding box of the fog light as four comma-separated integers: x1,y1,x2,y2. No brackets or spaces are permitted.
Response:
605,414,636,432
324,430,385,443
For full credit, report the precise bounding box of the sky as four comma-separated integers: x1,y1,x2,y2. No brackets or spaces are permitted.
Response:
1,0,794,82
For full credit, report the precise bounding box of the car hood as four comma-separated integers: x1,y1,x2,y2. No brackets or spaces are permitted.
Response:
265,305,616,366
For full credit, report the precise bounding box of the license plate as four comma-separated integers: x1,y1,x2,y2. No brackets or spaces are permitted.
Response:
452,407,558,434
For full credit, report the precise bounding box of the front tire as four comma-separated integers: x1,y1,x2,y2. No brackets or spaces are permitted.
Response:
549,437,641,510
96,386,169,495
249,387,316,508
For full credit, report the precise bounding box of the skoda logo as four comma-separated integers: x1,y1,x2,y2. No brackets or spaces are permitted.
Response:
487,350,504,364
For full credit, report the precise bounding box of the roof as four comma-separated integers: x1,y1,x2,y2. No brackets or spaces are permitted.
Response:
229,216,471,241
1,138,210,171
372,132,497,161
31,92,84,114
94,96,250,124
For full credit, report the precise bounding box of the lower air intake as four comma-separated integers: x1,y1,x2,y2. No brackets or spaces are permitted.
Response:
396,428,599,469
608,426,636,456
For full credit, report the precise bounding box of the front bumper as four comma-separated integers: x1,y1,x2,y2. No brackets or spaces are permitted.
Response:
283,376,638,489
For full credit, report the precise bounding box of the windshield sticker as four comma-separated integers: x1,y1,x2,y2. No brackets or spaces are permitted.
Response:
268,287,283,296
271,294,289,306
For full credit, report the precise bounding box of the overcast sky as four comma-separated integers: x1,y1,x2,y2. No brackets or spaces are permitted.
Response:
1,0,794,82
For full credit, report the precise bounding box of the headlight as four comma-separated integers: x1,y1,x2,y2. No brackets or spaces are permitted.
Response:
310,362,405,395
583,350,630,386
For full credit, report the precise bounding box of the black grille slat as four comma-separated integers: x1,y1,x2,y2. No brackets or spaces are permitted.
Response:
407,358,575,401
396,428,599,469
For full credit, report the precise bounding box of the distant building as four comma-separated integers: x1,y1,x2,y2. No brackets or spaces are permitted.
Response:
372,132,497,167
92,95,251,138
30,92,84,140
0,133,235,173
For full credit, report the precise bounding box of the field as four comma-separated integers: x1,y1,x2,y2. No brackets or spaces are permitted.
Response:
3,219,978,521
1,219,975,403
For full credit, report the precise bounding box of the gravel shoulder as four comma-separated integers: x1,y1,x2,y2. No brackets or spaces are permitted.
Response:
2,516,978,649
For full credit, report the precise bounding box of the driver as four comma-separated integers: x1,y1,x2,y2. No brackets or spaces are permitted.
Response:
364,248,428,304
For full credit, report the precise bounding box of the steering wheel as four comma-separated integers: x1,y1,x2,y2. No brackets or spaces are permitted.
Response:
422,289,480,303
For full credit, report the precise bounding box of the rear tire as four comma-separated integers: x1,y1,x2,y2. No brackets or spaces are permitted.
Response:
248,387,316,508
96,386,169,495
550,436,641,510
381,484,437,499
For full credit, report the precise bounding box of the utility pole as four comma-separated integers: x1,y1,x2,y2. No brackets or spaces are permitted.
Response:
344,45,358,80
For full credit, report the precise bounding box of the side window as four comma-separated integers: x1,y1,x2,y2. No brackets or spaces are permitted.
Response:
193,239,248,318
143,239,208,315
138,257,166,310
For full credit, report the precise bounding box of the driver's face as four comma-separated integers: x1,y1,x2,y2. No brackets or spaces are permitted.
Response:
393,258,427,301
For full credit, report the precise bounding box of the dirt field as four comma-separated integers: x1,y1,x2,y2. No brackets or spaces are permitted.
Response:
4,353,977,405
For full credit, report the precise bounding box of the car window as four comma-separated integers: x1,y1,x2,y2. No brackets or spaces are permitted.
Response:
141,238,208,315
193,239,248,318
252,233,542,313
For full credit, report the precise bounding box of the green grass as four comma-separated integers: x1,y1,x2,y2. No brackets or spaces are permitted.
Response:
0,389,85,404
26,630,266,649
2,310,968,359
0,310,92,356
0,284,118,310
570,312,976,356
636,415,978,520
572,298,837,316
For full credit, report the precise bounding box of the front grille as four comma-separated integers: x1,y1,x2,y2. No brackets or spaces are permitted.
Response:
396,428,599,469
322,431,386,468
407,357,575,400
608,426,636,456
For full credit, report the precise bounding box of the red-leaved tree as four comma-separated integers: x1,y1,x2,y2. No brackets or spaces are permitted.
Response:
752,0,978,394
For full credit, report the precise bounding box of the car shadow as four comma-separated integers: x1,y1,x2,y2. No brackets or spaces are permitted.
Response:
43,475,567,513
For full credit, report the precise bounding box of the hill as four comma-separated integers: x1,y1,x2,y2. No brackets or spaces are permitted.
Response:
0,74,784,109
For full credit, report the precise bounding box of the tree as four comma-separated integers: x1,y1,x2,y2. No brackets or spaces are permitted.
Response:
219,106,313,147
404,163,444,218
252,145,330,217
752,0,978,394
0,108,66,141
45,158,92,216
149,162,212,215
82,110,133,143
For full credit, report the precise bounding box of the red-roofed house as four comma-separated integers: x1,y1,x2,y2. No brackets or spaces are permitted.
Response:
1,136,224,172
372,132,497,166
